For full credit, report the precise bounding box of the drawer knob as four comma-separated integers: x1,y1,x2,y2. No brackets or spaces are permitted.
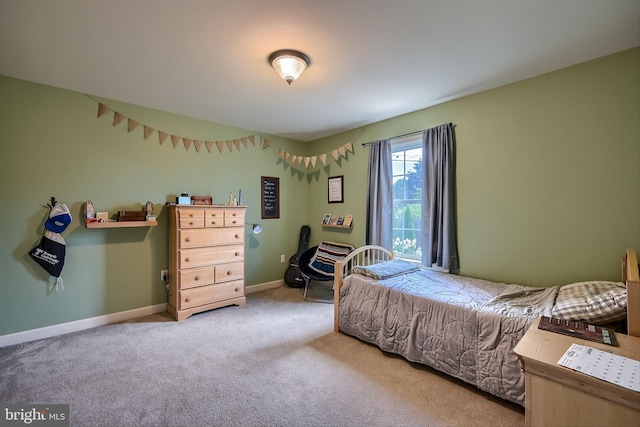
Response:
188,221,194,225
194,276,200,281
189,214,194,218
185,257,191,262
232,220,237,224
185,237,191,242
235,234,239,239
235,287,239,292
227,271,232,275
185,297,191,302
234,252,239,256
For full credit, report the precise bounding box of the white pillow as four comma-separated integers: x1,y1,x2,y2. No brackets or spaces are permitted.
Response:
552,281,627,324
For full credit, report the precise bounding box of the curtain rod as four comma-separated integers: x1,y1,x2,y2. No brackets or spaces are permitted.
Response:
361,123,456,146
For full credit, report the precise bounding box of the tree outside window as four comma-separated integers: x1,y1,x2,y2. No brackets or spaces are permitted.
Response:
392,140,422,259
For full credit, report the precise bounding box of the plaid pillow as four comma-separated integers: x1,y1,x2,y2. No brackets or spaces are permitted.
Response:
552,281,627,324
308,241,354,276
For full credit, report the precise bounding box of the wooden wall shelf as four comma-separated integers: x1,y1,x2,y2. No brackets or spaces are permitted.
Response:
86,221,158,229
322,224,353,229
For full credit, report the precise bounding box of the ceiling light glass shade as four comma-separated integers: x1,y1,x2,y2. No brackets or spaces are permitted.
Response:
269,49,310,85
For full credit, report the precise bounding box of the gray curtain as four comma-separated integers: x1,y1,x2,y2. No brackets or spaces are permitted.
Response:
422,123,459,270
365,139,393,249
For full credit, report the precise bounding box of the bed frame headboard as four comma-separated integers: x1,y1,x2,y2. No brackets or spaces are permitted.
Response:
623,248,640,337
333,245,394,332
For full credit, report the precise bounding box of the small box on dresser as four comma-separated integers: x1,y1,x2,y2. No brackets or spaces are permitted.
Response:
167,205,247,321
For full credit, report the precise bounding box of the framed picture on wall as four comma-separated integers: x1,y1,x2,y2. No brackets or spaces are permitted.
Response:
261,176,280,219
328,175,344,203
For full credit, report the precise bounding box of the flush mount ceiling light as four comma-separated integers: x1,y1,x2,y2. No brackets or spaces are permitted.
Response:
268,49,310,85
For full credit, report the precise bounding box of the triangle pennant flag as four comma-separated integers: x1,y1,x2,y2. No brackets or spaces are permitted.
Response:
332,149,340,161
296,156,303,165
263,139,270,149
225,140,234,151
249,135,256,146
216,141,224,153
113,112,126,127
284,153,290,162
127,119,139,133
233,139,241,150
97,103,111,118
205,141,214,153
338,146,346,157
291,155,297,164
304,157,311,167
320,154,327,165
241,138,248,148
194,140,202,152
183,138,192,151
311,156,317,167
345,142,354,153
143,125,155,140
171,135,180,148
277,149,284,159
158,131,168,145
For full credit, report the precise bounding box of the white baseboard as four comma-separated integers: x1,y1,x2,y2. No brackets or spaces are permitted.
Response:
246,279,284,294
0,303,167,348
0,280,285,348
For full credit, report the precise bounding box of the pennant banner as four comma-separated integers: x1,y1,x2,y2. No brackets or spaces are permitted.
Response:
143,125,154,140
127,119,139,133
97,103,110,118
113,112,125,127
158,131,168,145
93,100,261,155
91,99,356,168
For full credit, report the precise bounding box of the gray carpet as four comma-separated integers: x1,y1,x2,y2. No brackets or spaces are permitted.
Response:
0,286,524,427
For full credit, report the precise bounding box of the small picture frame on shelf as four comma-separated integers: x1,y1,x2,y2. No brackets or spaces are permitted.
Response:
343,214,353,227
336,217,344,226
322,213,332,224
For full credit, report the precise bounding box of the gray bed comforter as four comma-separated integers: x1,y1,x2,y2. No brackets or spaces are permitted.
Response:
339,269,559,405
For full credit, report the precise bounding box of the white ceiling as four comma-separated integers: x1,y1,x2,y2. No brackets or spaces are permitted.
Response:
1,1,638,142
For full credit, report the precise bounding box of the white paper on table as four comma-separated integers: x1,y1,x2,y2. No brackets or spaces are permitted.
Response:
558,343,640,392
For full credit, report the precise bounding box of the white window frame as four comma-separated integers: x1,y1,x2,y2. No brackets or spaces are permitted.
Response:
391,134,422,261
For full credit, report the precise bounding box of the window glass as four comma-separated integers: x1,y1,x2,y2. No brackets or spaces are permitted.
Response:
391,136,422,259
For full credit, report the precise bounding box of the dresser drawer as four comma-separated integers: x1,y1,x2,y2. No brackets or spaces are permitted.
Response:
179,245,244,269
205,208,224,227
214,262,244,283
179,266,215,289
179,227,244,248
178,208,205,228
178,279,245,310
224,209,245,227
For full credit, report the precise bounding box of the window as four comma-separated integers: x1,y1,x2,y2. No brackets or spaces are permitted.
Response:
391,135,422,259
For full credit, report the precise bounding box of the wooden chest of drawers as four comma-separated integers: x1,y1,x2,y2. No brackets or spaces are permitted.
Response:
168,205,247,321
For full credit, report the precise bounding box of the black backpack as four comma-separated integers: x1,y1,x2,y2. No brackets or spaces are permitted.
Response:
284,225,310,287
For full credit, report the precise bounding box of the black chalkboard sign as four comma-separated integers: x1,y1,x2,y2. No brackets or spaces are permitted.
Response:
261,176,280,219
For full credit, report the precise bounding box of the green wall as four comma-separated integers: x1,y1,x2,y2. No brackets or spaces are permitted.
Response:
0,78,310,335
308,47,639,287
1,47,638,337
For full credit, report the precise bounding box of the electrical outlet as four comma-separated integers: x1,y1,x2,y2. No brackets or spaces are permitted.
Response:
161,270,168,281
280,254,285,263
